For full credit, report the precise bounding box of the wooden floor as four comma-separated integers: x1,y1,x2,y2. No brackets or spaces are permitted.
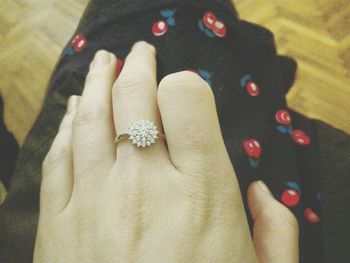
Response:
0,0,349,146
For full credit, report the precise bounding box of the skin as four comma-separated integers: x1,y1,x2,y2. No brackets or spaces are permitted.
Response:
33,41,299,263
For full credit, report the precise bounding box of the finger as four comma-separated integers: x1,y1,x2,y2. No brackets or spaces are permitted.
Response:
72,50,117,188
41,95,80,216
113,41,168,164
157,71,227,175
247,180,299,263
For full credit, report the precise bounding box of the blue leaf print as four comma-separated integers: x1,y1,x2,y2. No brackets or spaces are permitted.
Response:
285,181,301,195
166,17,176,26
204,28,216,38
198,69,212,79
249,158,259,168
64,47,75,56
316,193,321,202
288,126,293,135
240,74,252,87
277,125,289,134
198,20,205,32
160,9,176,18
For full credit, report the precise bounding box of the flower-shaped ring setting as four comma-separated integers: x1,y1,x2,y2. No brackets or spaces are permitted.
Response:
115,120,165,148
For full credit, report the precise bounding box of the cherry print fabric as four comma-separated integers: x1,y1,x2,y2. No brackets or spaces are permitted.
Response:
1,0,341,262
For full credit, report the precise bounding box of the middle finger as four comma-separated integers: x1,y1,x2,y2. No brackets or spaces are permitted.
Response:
73,50,117,187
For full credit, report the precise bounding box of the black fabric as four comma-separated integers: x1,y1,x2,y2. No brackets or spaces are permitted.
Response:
317,121,350,263
0,0,349,262
0,96,19,189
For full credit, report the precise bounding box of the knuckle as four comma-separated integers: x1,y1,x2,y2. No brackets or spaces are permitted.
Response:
158,71,213,105
114,165,146,198
85,70,98,84
73,104,108,128
279,207,299,232
85,69,108,84
114,74,156,96
182,124,217,152
265,203,299,233
42,144,70,173
171,129,223,169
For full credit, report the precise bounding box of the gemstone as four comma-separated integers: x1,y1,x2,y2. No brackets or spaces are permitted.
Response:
127,120,160,148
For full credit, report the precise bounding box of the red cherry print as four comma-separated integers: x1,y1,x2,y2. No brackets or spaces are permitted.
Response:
281,189,300,207
72,34,88,52
203,11,217,29
243,139,262,159
213,20,227,37
304,208,320,223
116,58,124,79
291,130,311,145
152,20,168,36
275,109,292,125
246,81,260,96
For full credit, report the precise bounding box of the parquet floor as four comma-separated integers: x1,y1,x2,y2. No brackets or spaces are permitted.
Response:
0,0,349,147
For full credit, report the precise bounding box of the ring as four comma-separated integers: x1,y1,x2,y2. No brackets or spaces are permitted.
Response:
115,120,166,148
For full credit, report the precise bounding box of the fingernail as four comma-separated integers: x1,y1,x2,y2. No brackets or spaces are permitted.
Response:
94,50,111,65
67,96,79,114
132,41,156,53
256,180,273,197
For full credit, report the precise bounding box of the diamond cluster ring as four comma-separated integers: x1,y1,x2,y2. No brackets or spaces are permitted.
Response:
115,120,165,148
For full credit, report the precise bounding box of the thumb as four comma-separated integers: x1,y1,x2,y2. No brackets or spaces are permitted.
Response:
247,180,299,263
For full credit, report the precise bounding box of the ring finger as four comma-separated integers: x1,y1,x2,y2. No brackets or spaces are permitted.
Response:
112,41,169,164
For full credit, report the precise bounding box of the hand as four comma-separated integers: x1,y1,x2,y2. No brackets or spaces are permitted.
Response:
34,41,298,263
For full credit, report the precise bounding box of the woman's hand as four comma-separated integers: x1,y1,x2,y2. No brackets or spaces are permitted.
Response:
34,41,298,263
